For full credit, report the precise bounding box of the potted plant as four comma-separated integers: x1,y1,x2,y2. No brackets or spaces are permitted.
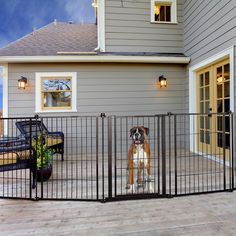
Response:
32,134,53,182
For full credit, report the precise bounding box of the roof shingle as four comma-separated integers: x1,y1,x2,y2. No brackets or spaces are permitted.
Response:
0,22,97,56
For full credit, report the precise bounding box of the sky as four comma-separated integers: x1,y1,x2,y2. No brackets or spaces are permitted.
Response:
0,0,96,109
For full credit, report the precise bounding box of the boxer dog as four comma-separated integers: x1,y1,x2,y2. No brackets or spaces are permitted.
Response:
127,126,154,193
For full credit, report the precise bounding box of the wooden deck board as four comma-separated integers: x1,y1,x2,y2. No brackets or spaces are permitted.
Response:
1,192,236,235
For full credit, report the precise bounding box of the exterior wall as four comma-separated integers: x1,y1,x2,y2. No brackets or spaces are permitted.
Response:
183,0,236,66
8,63,187,117
104,0,183,53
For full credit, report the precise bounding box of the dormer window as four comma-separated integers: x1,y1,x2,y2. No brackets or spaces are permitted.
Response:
151,0,177,24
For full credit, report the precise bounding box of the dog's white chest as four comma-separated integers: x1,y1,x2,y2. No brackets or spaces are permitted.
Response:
133,145,148,166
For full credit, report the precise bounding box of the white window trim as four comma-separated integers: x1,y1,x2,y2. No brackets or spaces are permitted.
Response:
150,0,177,24
189,46,235,159
35,72,77,113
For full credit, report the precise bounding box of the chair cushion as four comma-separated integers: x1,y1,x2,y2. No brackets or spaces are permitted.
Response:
46,137,63,147
0,153,17,165
0,150,31,165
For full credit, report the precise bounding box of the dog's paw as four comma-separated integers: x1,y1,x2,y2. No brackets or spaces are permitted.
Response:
126,184,135,194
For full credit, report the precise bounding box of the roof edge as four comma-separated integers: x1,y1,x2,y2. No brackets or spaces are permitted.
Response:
0,55,190,64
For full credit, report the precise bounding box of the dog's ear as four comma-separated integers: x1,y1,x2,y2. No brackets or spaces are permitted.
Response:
143,127,149,136
130,127,135,137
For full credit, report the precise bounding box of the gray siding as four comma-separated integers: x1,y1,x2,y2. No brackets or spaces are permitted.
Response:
105,0,183,53
8,63,187,117
183,0,236,65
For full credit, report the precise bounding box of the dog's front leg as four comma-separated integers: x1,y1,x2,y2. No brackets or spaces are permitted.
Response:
127,161,135,193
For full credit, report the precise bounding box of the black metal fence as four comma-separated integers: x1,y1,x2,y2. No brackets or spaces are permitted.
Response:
0,113,234,202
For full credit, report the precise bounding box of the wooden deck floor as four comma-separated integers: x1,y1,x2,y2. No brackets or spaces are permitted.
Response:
1,191,236,236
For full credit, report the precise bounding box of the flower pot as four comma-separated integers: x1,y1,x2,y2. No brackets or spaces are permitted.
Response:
37,165,52,182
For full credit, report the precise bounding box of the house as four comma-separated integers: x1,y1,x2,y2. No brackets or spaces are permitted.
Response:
0,1,235,150
0,0,235,200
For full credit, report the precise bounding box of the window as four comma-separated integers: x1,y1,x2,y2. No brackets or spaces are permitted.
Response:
151,0,177,23
35,72,77,112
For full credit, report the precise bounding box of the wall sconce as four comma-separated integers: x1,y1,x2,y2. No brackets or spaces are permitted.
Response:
159,75,167,88
18,76,27,89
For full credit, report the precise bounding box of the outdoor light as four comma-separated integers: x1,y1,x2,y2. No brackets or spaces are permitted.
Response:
18,76,27,89
159,75,167,88
92,0,98,8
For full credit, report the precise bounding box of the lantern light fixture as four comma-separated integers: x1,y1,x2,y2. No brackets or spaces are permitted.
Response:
18,76,27,89
159,75,167,88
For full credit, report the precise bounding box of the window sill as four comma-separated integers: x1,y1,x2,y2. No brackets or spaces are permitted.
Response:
150,21,178,25
35,109,78,114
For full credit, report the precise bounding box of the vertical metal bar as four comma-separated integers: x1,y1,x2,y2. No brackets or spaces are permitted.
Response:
29,118,32,199
114,116,117,197
223,113,226,190
161,115,166,195
108,116,113,200
174,115,177,195
101,113,105,201
230,112,234,190
96,117,99,200
168,113,171,196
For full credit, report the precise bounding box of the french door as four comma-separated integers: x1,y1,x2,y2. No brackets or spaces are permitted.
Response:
197,59,230,160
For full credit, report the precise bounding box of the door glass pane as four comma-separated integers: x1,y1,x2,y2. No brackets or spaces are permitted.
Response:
205,101,209,113
217,66,222,78
200,102,204,113
224,99,230,112
217,100,223,113
217,84,222,98
224,81,230,97
217,116,222,131
200,74,204,86
225,116,230,132
205,87,209,100
205,116,210,129
200,130,204,143
205,131,210,144
226,134,230,148
224,63,230,80
200,116,204,129
205,72,209,85
217,133,223,148
200,88,204,100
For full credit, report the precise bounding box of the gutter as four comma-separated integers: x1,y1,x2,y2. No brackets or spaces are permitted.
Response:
0,55,190,64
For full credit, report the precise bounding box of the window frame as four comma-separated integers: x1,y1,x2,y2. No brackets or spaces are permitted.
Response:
151,0,177,24
35,72,77,113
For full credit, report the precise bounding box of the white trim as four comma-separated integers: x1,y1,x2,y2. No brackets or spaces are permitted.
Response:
98,0,105,52
35,72,77,113
0,55,190,64
189,46,235,152
150,0,177,24
0,64,8,135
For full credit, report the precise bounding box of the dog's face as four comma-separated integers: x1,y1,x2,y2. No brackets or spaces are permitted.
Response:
130,126,149,145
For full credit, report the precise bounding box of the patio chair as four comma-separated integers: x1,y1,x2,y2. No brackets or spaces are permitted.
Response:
0,137,36,188
15,120,64,161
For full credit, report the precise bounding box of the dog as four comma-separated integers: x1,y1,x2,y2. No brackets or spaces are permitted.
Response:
127,126,154,193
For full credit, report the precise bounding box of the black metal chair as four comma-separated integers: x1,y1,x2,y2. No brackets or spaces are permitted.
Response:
15,120,64,161
0,137,37,188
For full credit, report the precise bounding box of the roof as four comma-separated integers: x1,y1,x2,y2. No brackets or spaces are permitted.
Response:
0,22,97,56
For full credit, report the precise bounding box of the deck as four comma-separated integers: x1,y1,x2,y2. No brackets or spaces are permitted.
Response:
1,191,236,235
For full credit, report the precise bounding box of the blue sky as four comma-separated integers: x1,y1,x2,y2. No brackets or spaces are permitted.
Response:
0,0,96,49
0,0,96,109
